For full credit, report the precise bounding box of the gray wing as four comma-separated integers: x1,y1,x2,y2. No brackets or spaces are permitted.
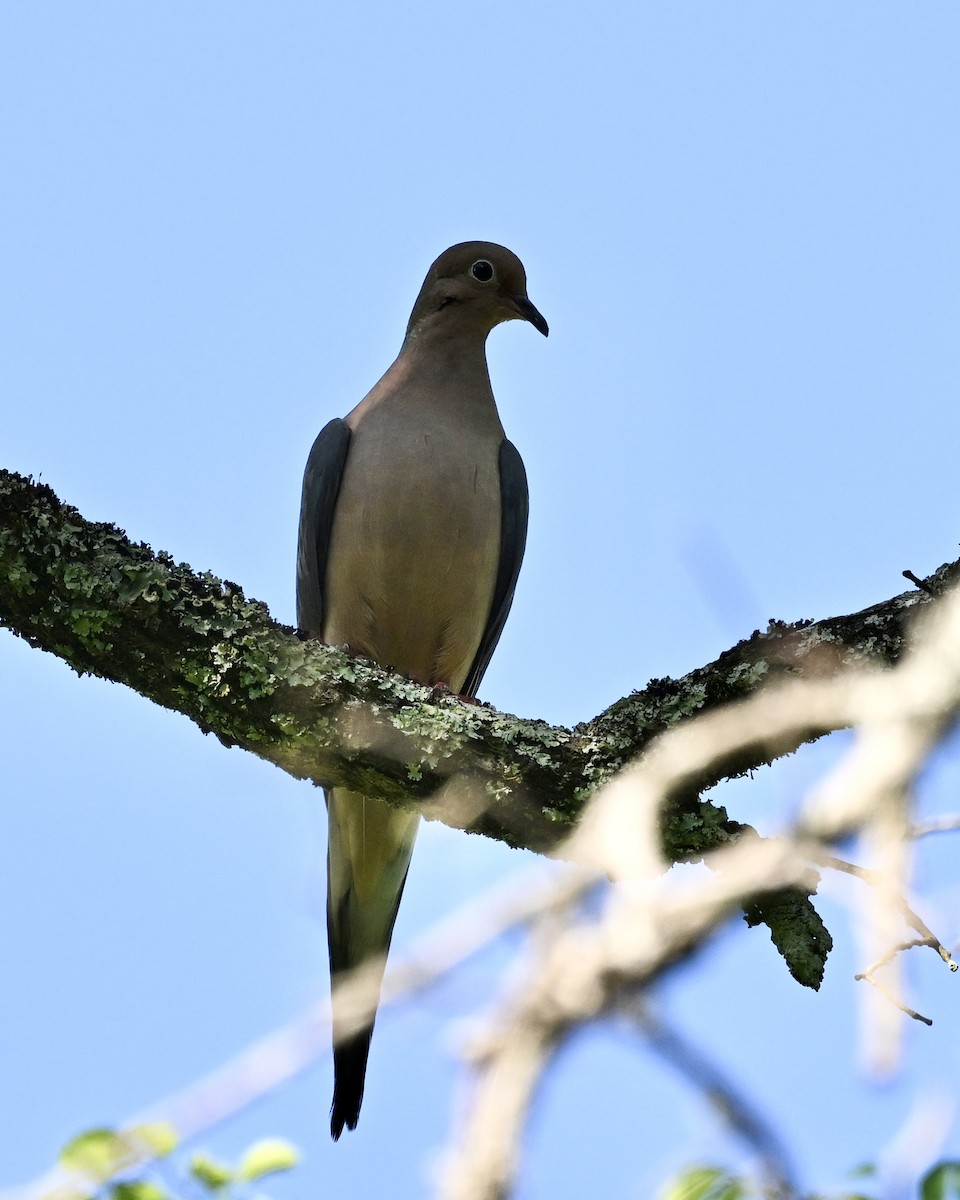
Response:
461,438,528,698
296,418,352,635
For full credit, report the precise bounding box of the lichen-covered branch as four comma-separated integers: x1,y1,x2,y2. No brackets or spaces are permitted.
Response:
2,468,957,862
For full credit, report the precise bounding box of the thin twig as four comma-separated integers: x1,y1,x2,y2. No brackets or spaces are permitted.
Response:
854,941,935,1027
903,569,936,596
820,854,957,970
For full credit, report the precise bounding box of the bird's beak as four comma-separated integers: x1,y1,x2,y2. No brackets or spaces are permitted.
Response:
507,294,549,337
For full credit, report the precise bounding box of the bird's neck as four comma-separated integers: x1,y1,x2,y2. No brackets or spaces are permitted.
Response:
401,317,491,365
346,330,498,431
396,326,494,395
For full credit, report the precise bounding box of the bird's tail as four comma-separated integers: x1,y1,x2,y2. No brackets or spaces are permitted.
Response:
326,788,420,1139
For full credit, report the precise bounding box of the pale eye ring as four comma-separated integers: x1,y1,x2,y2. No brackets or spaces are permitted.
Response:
471,259,495,283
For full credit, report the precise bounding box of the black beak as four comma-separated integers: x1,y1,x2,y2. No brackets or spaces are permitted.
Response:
511,295,549,337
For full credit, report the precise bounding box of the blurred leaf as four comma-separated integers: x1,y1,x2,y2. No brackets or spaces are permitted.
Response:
237,1138,300,1181
189,1153,234,1191
108,1183,168,1200
127,1122,179,1159
58,1129,132,1180
922,1162,960,1200
848,1163,877,1178
657,1165,743,1200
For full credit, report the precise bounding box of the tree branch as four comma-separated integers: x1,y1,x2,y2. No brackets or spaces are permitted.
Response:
2,467,956,863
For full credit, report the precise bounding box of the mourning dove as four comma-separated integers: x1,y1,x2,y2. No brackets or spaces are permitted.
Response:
296,241,548,1138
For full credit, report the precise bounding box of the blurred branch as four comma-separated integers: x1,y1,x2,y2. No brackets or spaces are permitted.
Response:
627,1002,799,1200
2,467,957,863
912,815,960,837
440,588,960,1200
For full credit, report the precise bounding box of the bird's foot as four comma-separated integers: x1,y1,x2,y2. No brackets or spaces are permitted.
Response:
406,676,481,705
430,681,480,706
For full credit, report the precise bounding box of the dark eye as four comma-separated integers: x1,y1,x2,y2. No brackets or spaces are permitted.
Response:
471,259,495,283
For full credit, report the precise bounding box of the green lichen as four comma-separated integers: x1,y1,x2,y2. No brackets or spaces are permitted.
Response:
725,659,769,689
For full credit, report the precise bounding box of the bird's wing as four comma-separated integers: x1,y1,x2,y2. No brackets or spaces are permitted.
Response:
296,417,352,635
461,437,529,699
296,414,404,1139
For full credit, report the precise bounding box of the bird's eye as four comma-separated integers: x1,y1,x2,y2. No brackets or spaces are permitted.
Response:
471,259,495,283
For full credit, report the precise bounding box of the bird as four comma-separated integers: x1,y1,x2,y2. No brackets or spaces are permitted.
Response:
296,241,548,1139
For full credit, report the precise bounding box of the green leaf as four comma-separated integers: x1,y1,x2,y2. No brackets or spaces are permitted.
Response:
237,1138,300,1181
127,1123,179,1159
58,1129,132,1180
922,1162,960,1200
848,1163,877,1178
657,1165,743,1200
189,1153,234,1191
108,1183,168,1200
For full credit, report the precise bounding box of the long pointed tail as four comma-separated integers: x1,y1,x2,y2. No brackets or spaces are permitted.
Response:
330,1027,375,1139
326,788,420,1138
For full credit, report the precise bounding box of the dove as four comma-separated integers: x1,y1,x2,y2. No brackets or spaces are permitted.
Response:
296,241,547,1138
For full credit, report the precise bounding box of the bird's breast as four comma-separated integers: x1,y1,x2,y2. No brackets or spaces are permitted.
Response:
322,403,503,691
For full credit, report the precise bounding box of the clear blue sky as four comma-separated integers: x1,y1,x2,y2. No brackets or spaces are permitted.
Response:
3,3,960,1196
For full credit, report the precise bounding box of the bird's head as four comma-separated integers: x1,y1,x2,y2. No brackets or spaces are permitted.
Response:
405,241,549,342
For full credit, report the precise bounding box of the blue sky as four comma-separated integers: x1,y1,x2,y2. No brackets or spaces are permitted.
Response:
3,3,960,1196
